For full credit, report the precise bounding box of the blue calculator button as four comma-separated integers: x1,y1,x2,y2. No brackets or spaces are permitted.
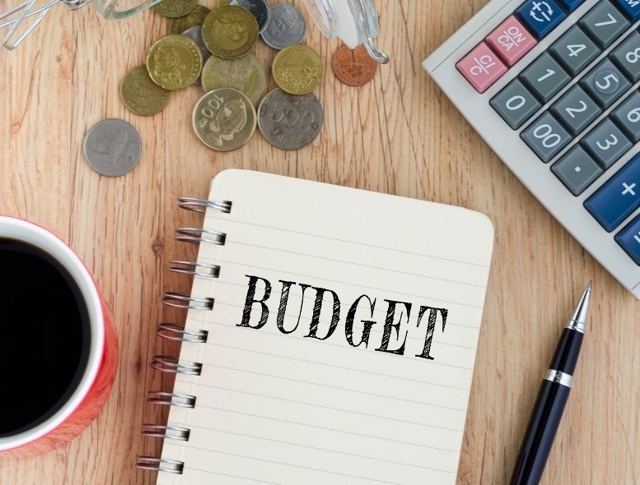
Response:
612,0,640,21
616,216,640,264
558,0,585,12
517,0,567,39
585,154,640,232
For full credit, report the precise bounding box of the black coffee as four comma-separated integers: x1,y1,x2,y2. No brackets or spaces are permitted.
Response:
0,238,90,436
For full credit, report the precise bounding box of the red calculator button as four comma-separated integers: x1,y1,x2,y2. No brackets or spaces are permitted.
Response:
456,42,508,93
486,16,537,66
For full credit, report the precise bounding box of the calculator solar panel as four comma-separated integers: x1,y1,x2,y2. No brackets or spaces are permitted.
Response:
424,0,640,298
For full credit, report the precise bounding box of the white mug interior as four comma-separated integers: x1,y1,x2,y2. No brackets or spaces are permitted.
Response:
0,216,105,451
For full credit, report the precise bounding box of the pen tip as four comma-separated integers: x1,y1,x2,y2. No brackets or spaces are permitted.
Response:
567,282,592,332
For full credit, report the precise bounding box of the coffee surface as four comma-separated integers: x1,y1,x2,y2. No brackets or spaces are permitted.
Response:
0,239,90,436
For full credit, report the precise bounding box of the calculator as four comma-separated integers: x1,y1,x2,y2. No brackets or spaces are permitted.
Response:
424,0,640,298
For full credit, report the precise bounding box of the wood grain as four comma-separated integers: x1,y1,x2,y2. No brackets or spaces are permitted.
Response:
0,0,638,483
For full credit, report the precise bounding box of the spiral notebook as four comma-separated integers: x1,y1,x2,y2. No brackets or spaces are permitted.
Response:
137,169,495,485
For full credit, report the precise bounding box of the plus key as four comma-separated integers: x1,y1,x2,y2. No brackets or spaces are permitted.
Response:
585,154,640,231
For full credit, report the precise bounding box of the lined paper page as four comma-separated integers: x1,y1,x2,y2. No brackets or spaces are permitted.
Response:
157,170,494,485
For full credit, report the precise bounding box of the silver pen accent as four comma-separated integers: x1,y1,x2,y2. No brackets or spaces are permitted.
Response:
564,281,592,334
544,369,573,388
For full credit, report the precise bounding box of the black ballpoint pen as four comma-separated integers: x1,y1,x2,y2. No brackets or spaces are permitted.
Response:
510,282,592,485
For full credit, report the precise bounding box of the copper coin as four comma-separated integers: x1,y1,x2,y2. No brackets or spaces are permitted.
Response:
332,45,378,86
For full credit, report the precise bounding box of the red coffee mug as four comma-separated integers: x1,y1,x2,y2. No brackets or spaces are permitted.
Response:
0,216,118,458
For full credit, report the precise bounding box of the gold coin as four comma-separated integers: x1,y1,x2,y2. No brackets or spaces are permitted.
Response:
147,34,203,91
201,54,266,105
153,0,197,18
201,5,259,59
119,65,171,116
192,88,256,151
272,44,323,95
169,5,211,34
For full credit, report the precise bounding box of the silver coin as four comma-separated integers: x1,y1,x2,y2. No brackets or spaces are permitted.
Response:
83,119,142,177
260,3,305,50
228,0,271,33
181,26,211,77
257,88,323,150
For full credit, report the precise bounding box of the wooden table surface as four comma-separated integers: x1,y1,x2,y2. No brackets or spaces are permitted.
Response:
1,0,639,483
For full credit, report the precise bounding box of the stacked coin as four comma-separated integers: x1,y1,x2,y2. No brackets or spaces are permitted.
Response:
119,0,378,152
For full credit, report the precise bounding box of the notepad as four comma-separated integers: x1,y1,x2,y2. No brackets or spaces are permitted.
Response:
149,169,494,485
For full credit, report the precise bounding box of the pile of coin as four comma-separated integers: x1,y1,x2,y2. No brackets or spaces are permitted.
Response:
119,0,378,152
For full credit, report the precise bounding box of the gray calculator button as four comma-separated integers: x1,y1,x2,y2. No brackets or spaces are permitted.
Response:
490,80,541,129
579,1,630,49
581,119,632,169
581,59,631,108
549,26,600,76
610,32,640,82
552,145,603,195
550,85,601,135
611,91,640,142
521,112,572,162
520,53,571,103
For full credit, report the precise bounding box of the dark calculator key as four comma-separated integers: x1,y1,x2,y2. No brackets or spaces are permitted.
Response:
520,52,571,102
549,26,601,76
550,85,601,135
610,32,640,82
579,1,630,49
611,91,640,142
552,145,603,195
580,58,631,108
585,153,640,231
521,112,572,162
581,119,632,169
491,80,541,129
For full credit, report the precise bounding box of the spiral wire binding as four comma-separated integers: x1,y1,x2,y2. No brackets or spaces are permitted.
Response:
178,197,232,214
136,457,184,474
146,391,196,408
169,260,220,278
142,424,191,441
157,322,208,343
137,196,230,474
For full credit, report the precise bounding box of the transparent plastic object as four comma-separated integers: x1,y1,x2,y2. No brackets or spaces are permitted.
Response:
0,0,161,49
301,0,389,64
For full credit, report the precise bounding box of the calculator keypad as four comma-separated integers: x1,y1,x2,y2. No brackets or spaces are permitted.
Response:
457,42,508,93
582,119,632,167
490,80,541,129
549,26,601,76
580,58,631,107
550,85,601,134
521,112,573,161
517,0,567,39
612,0,640,21
611,91,640,141
610,31,640,80
585,154,640,231
520,53,571,101
455,0,640,266
552,145,603,194
579,1,630,48
486,16,538,66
